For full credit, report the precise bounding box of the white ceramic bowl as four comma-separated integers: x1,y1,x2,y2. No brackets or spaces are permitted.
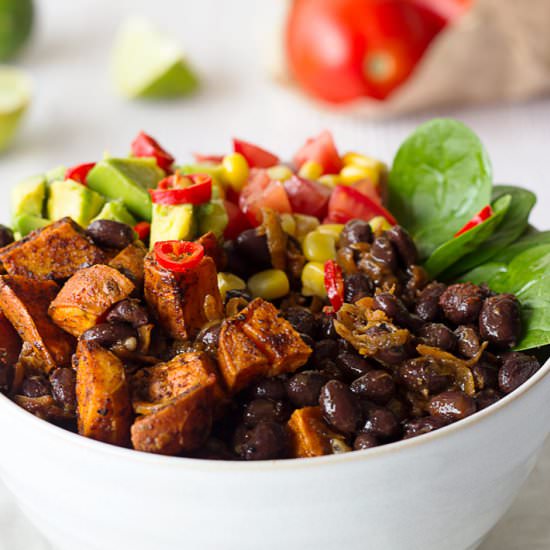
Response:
0,358,548,550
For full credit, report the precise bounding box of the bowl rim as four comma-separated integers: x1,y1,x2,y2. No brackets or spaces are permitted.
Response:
0,356,549,473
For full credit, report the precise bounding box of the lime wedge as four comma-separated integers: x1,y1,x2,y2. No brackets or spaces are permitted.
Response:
0,66,31,151
0,0,34,61
112,18,199,99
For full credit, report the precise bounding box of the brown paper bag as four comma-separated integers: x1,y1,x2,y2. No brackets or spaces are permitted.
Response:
277,0,550,117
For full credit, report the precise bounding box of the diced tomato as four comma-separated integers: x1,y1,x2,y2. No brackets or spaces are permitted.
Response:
293,130,342,174
326,185,396,225
233,138,280,169
283,175,331,219
192,152,224,164
65,162,96,185
352,179,382,205
131,131,174,172
239,169,292,226
223,200,252,240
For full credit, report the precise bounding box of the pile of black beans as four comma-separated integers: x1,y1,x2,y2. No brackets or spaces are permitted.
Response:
203,219,541,460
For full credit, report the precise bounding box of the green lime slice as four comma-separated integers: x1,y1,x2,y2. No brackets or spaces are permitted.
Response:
0,66,31,151
111,18,199,99
0,0,34,61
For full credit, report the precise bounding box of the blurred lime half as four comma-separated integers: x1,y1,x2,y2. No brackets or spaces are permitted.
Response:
112,18,199,99
0,66,30,151
0,0,33,61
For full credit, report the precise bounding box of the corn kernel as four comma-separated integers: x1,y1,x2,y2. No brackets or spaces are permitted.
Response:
341,153,387,186
339,164,375,185
280,213,296,236
293,214,320,244
318,174,341,188
369,216,393,233
317,223,345,240
301,262,327,298
267,165,294,182
222,153,249,192
298,160,323,180
303,231,336,263
342,152,385,169
217,272,246,301
248,269,289,300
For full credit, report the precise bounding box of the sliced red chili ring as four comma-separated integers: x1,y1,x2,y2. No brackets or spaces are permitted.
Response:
131,131,175,172
454,205,493,237
149,174,212,206
134,221,151,241
154,240,204,272
65,162,96,185
324,260,345,312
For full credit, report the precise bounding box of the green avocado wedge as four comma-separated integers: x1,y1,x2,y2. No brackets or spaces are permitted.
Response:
12,213,49,236
47,180,105,227
11,174,46,218
91,200,137,226
149,203,195,248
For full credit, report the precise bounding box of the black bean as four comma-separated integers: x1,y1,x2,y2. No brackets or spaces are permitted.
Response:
86,220,134,250
472,362,499,391
353,432,379,450
226,288,253,302
386,397,410,423
373,293,421,331
106,299,149,328
283,306,315,337
318,359,346,382
319,380,362,434
479,294,521,348
439,283,485,325
239,421,289,460
250,377,287,401
0,224,14,248
455,325,481,358
344,273,372,303
338,338,355,354
350,370,395,404
235,229,271,268
244,399,291,426
21,375,51,398
195,323,222,354
375,343,414,366
403,416,447,439
49,368,76,411
370,235,397,271
475,389,501,410
428,391,476,422
399,358,452,395
312,339,339,366
362,407,400,440
316,313,338,339
498,352,540,394
223,241,252,280
286,371,329,407
336,352,372,380
81,322,138,350
418,323,457,352
386,226,418,267
339,219,373,247
415,282,446,322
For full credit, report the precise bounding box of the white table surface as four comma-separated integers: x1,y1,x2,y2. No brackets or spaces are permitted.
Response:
0,1,549,548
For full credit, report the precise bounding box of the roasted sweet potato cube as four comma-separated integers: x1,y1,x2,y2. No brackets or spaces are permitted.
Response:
217,320,270,393
49,265,135,337
144,254,223,340
131,376,215,455
131,351,226,412
0,276,74,372
0,312,21,390
0,218,105,280
239,298,312,376
109,241,146,287
287,406,343,458
75,340,132,446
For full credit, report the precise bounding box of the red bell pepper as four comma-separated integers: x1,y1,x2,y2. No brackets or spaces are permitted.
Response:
65,162,96,185
454,205,493,237
134,221,151,241
154,240,204,272
131,131,175,172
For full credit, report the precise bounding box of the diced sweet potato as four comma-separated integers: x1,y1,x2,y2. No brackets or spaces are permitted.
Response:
144,254,223,340
131,351,226,413
74,340,132,446
0,218,105,280
109,241,146,287
131,376,215,456
0,276,74,372
0,312,21,390
287,406,343,458
238,298,312,376
49,265,135,337
217,320,270,393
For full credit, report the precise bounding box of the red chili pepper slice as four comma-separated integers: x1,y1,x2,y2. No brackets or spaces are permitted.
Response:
131,131,175,172
454,205,493,237
134,221,151,241
65,162,96,185
154,240,204,272
149,174,212,206
324,260,345,312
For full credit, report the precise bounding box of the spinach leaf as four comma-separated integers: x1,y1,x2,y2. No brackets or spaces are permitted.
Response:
388,119,492,259
424,194,511,278
443,185,536,279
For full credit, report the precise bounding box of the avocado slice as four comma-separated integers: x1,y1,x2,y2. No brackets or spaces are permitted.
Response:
12,213,49,236
45,165,67,183
196,199,228,238
11,174,47,218
87,157,164,221
150,203,195,248
91,200,137,226
47,179,105,227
